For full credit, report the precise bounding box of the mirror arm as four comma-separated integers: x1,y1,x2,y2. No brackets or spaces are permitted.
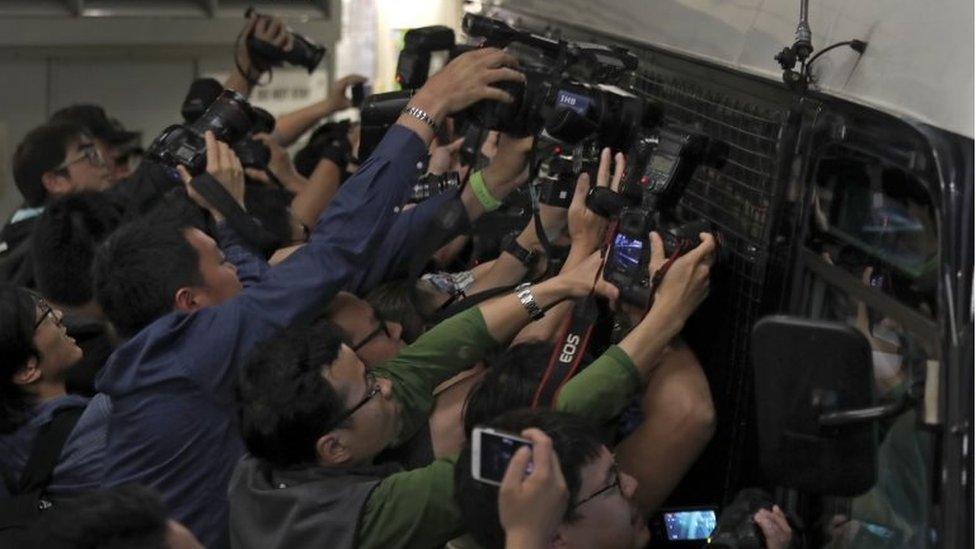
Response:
818,396,909,427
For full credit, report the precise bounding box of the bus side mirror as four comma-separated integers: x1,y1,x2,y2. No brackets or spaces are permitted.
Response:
751,315,877,497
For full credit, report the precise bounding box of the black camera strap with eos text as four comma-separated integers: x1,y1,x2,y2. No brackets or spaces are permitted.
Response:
190,173,280,256
532,294,600,408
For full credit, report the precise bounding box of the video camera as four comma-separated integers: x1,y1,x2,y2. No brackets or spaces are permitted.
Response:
590,125,729,306
244,8,326,74
148,89,275,175
461,14,659,149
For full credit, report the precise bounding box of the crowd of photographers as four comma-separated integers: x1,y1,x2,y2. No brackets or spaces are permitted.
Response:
0,10,794,549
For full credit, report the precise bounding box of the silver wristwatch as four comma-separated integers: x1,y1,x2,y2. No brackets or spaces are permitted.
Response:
515,282,545,321
402,105,438,131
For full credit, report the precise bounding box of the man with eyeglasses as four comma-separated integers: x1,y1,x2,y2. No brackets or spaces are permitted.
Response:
50,104,142,185
1,120,113,287
455,408,650,549
0,285,112,500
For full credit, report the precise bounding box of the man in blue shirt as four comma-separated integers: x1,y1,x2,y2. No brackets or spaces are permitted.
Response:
91,48,526,548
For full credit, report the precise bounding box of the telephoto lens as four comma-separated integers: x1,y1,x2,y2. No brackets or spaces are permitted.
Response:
147,90,261,175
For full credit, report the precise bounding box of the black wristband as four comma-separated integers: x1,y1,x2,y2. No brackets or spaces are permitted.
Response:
503,234,539,268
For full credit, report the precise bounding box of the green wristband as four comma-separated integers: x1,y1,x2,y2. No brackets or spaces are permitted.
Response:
469,170,502,212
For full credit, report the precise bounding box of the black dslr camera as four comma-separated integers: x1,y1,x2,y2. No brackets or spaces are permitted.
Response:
148,90,275,175
708,489,782,548
593,125,729,306
244,8,326,73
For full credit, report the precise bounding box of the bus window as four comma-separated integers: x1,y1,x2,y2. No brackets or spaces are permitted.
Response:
799,145,940,547
807,147,938,319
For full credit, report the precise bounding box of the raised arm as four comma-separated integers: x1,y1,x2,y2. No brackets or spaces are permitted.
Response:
272,75,367,147
224,13,293,97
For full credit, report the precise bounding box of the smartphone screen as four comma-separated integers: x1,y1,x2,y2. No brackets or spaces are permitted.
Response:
472,428,532,486
611,233,645,274
663,509,717,541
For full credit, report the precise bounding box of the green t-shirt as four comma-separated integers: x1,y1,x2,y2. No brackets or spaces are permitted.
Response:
358,308,641,549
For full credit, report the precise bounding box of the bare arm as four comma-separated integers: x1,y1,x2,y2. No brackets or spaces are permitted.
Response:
272,75,367,147
512,148,621,344
616,342,716,514
478,251,618,344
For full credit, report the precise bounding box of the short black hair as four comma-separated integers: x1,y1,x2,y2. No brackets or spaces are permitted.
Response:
13,121,88,207
31,484,170,549
32,192,123,307
92,211,203,338
463,341,554,436
0,285,40,433
238,323,346,468
454,408,605,549
365,279,432,344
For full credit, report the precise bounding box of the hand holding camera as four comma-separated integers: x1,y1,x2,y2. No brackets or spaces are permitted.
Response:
404,48,525,134
244,133,303,192
649,231,715,323
568,147,621,254
324,74,369,114
177,131,246,220
234,12,292,81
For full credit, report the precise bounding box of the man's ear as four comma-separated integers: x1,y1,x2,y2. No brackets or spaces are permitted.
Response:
315,432,351,466
174,287,200,313
13,357,42,386
40,170,73,197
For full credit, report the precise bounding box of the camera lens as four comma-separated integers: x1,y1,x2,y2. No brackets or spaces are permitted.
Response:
190,90,257,144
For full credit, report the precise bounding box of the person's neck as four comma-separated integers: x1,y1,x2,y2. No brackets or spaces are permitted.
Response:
34,380,68,402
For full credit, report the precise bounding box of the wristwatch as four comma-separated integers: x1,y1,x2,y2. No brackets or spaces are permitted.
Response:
503,235,539,269
515,282,545,321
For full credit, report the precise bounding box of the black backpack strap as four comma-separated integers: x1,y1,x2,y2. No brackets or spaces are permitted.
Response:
15,407,84,495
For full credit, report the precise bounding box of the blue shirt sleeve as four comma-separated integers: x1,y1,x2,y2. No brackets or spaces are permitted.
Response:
185,125,427,390
216,223,269,288
354,190,464,294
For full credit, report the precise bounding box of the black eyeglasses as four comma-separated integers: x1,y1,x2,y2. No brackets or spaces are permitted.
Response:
351,316,392,352
54,142,105,171
326,368,381,432
33,300,60,331
571,462,622,512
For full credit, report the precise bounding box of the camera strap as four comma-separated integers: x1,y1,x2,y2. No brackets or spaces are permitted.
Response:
190,173,280,256
532,295,599,408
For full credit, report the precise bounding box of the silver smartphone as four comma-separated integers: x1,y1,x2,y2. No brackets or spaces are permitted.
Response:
470,426,533,486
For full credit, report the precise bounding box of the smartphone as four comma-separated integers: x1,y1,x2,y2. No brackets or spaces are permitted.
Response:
650,507,718,543
349,82,371,108
470,426,532,486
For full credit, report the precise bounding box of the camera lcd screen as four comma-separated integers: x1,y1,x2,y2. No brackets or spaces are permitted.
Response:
478,431,532,485
611,233,644,273
663,510,717,541
649,154,677,175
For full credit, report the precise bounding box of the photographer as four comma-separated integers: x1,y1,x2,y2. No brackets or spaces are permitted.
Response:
0,285,111,500
230,248,619,549
0,121,113,287
89,48,525,548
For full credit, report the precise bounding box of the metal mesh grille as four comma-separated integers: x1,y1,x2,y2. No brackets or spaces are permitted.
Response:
634,69,790,500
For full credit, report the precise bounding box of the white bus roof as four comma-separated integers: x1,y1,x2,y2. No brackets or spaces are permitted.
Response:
488,0,975,139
